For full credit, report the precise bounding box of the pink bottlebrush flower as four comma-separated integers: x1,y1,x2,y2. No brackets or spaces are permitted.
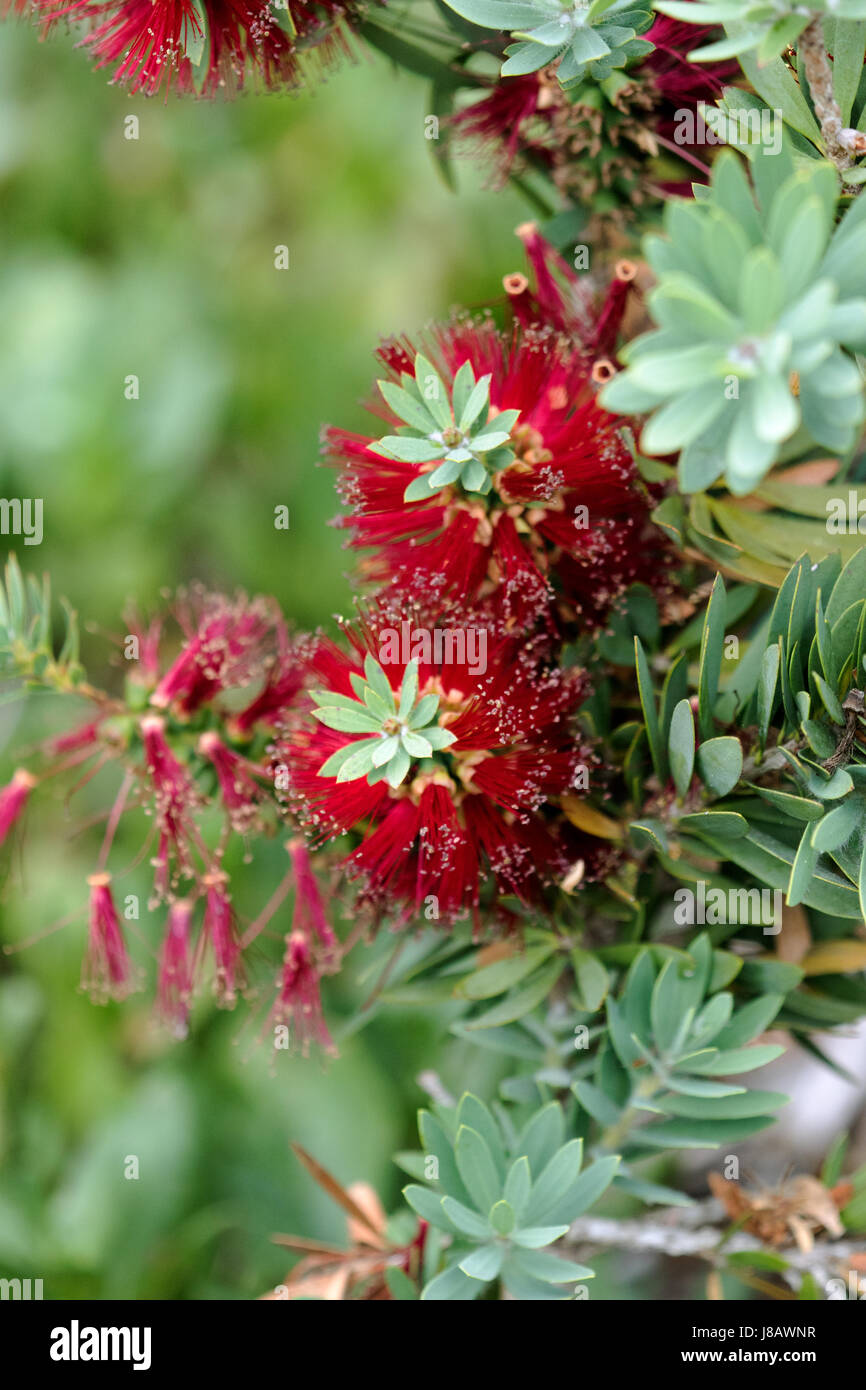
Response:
198,730,267,833
288,837,339,962
122,607,163,692
46,721,102,757
0,769,36,847
140,714,200,890
157,898,195,1038
34,0,362,98
82,872,138,1002
150,592,277,715
229,636,309,737
201,871,244,1006
325,309,666,632
269,930,335,1056
279,615,592,925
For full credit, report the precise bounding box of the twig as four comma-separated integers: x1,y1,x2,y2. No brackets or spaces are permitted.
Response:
564,1200,866,1291
799,19,866,171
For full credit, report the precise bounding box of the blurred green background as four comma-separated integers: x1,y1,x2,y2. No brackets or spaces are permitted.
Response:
0,17,536,1298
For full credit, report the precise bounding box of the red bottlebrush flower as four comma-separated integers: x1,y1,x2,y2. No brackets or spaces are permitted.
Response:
34,0,361,98
198,730,266,833
269,930,335,1056
140,714,201,890
325,309,665,631
278,615,591,925
448,11,738,205
200,871,244,1006
82,872,138,1002
288,837,338,960
150,591,278,715
0,769,36,847
157,898,195,1038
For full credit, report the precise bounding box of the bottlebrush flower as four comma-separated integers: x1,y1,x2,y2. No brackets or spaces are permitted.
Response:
150,591,279,715
140,714,202,893
32,0,362,98
157,898,195,1037
269,930,335,1056
198,730,267,833
229,638,310,738
81,872,138,1002
448,11,738,208
278,616,592,924
287,837,339,960
0,769,36,847
200,870,244,1006
325,309,663,630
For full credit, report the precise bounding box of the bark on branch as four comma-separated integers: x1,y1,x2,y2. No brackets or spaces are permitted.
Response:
565,1199,866,1293
799,19,866,171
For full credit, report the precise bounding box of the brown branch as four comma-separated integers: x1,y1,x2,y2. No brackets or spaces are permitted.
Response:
799,19,866,171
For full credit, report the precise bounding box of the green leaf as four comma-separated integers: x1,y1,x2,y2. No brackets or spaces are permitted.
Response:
517,1104,565,1177
463,959,564,1029
570,948,609,1013
668,699,695,799
385,1266,418,1300
420,1261,482,1301
695,736,743,796
685,1043,785,1075
460,945,555,1001
454,1125,502,1213
634,636,666,782
698,574,726,740
713,994,784,1049
403,1184,459,1233
456,1095,505,1179
543,1155,621,1226
523,1140,585,1226
641,1116,776,1148
680,811,748,837
460,1244,504,1282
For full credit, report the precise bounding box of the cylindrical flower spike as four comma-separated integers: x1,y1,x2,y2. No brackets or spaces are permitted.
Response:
157,899,195,1039
0,769,36,847
270,931,335,1057
82,872,138,1003
198,731,265,834
140,714,199,890
201,871,244,1007
287,838,339,962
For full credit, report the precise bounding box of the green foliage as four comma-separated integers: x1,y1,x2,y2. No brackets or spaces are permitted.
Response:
403,1092,617,1299
0,554,83,689
601,147,866,495
655,2,866,65
442,0,654,87
626,552,866,925
372,352,519,500
312,655,456,788
576,934,787,1163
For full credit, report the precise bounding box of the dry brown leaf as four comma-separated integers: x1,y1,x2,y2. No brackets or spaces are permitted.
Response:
801,940,866,976
291,1143,387,1248
561,794,623,840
